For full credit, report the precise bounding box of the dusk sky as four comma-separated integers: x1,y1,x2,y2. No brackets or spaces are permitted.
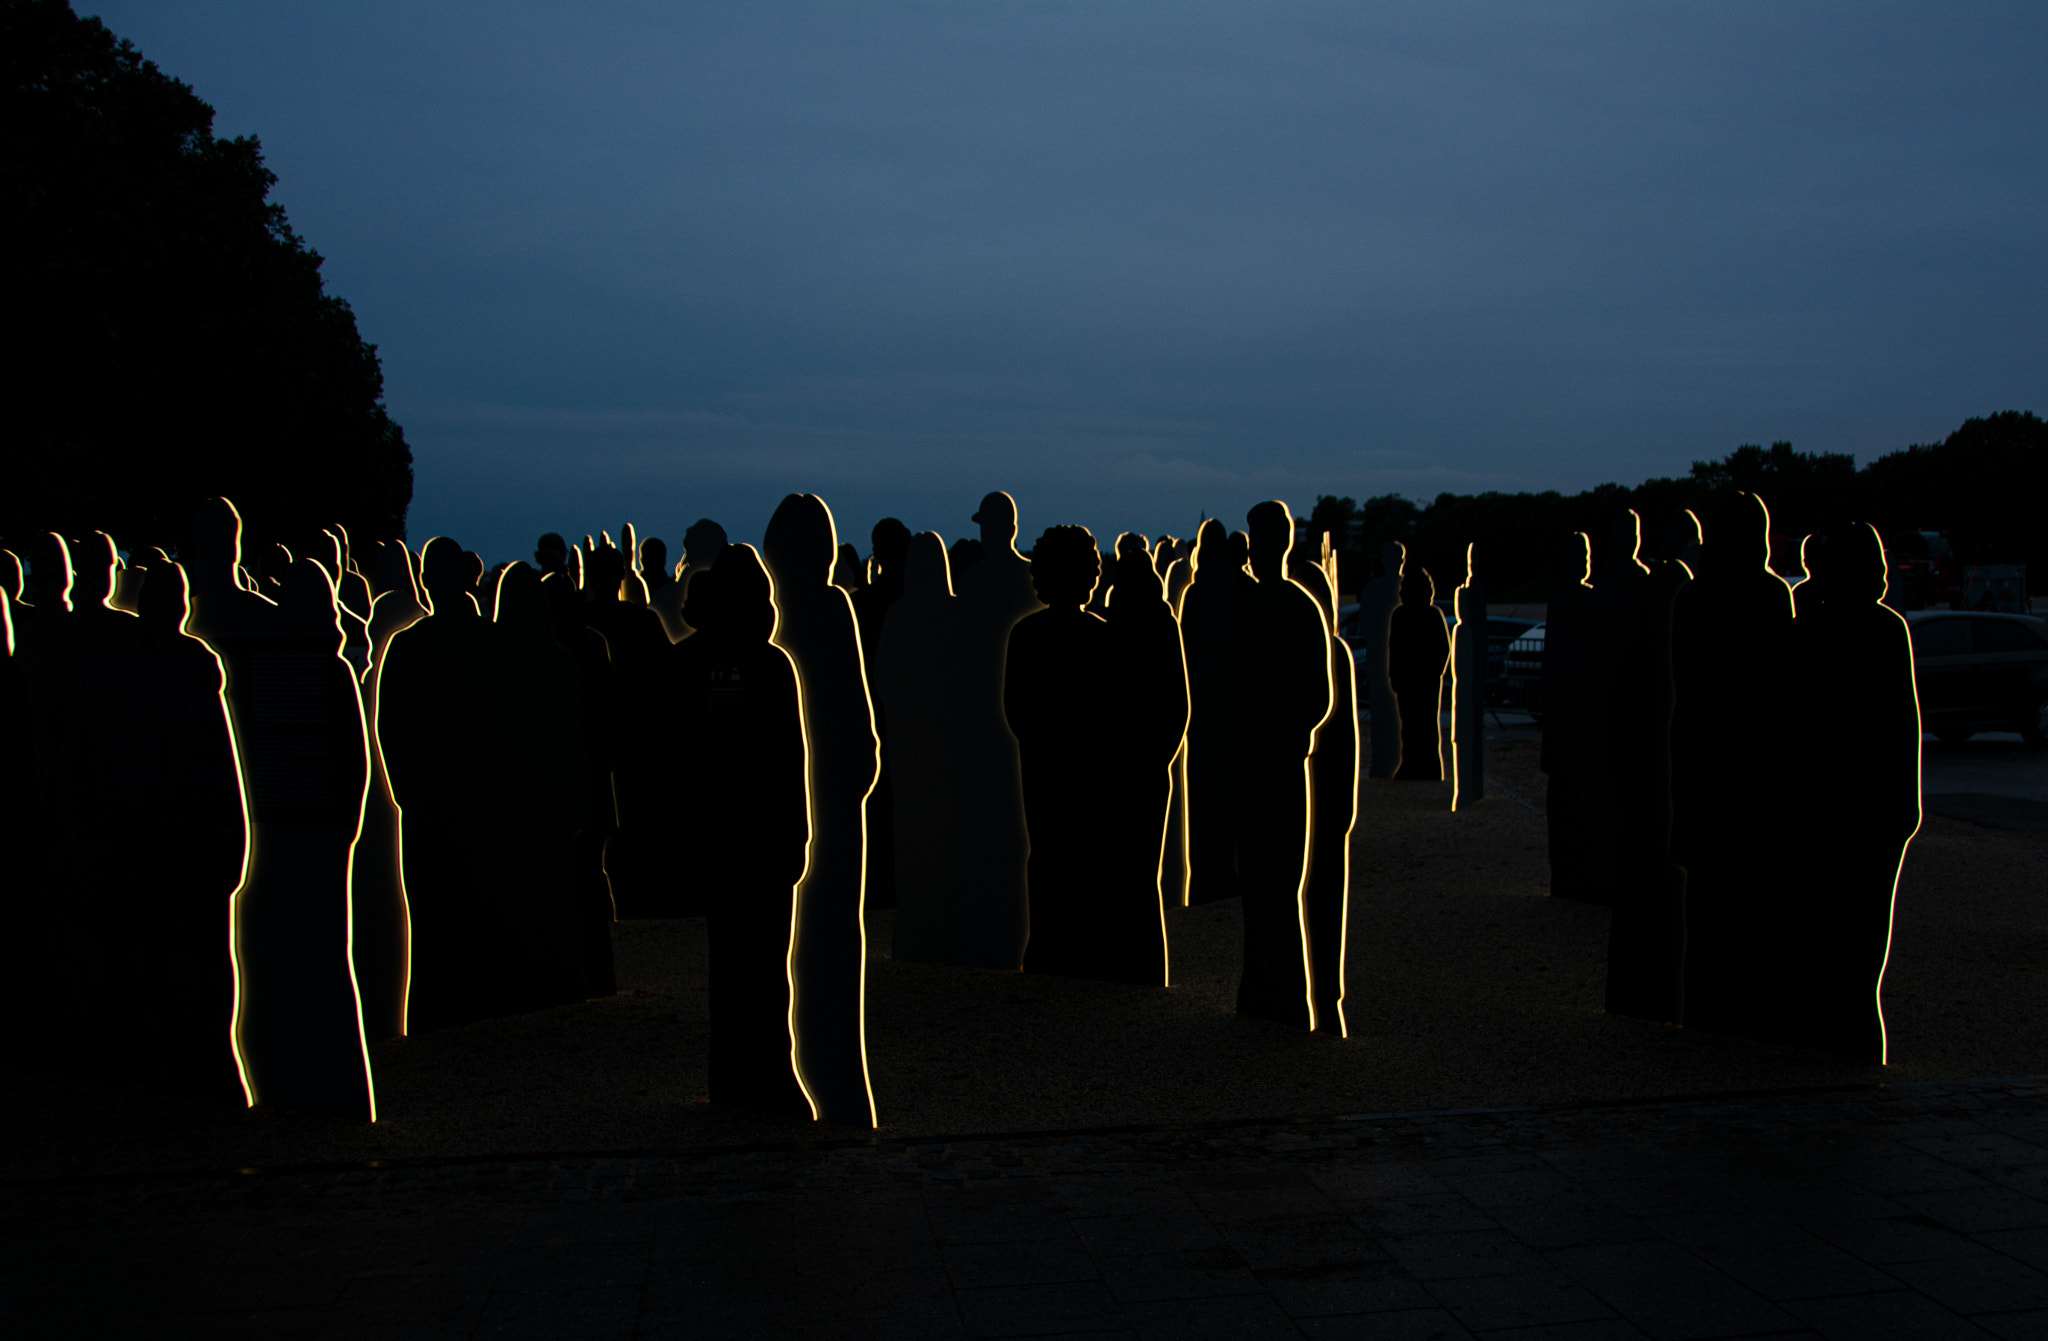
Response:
89,2,2048,562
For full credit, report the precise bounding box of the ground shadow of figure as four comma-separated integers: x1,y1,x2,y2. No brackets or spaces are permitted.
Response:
1672,492,1795,1042
377,538,504,1034
184,498,375,1120
1604,510,1696,1024
1389,566,1449,783
671,545,812,1117
1005,526,1116,979
1178,519,1243,905
853,519,912,911
947,492,1040,967
1451,543,1487,811
1100,532,1188,986
1232,503,1335,1028
1359,541,1406,778
762,494,879,1126
1781,524,1921,1063
1289,533,1357,1033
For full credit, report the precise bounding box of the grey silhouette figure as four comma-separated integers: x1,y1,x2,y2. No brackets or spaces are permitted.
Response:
1673,492,1795,1041
1178,518,1243,905
1451,543,1488,810
185,498,375,1120
762,493,880,1126
1781,524,1921,1062
1358,542,1405,778
1604,510,1694,1024
1291,534,1358,1033
1389,567,1450,783
944,491,1041,967
1233,503,1335,1028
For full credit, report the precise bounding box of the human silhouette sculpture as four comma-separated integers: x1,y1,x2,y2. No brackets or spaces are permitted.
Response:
1781,525,1920,1062
852,518,912,910
184,498,375,1120
1389,567,1449,782
1232,502,1335,1027
1451,543,1488,810
1358,542,1405,778
762,494,879,1126
670,545,811,1115
1672,492,1795,1040
1291,534,1357,1032
1099,532,1187,985
1177,519,1243,904
1004,526,1117,979
1604,510,1694,1023
377,538,506,1033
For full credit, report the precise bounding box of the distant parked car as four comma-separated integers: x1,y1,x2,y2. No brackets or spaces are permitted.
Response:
1908,611,2048,746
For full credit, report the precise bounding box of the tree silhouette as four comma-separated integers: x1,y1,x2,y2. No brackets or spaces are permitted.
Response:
4,0,412,551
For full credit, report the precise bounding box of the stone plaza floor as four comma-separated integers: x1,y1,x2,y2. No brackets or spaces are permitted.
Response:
9,1076,2048,1339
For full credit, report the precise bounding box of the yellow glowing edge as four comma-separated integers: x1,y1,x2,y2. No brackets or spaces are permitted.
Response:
1282,541,1337,1035
367,626,413,1039
1325,539,1358,1038
1871,532,1920,1068
762,528,880,1129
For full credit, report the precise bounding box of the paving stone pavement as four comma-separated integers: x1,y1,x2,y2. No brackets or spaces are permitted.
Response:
8,1078,2048,1339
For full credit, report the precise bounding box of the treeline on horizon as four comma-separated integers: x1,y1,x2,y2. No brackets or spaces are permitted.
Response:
1308,410,2048,603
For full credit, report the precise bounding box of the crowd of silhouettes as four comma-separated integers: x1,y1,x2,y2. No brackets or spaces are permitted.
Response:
0,484,1921,1127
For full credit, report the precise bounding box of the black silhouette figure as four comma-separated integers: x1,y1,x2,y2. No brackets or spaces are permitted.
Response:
853,518,912,911
377,538,504,1033
184,498,376,1120
1290,534,1357,1032
1672,492,1795,1041
1389,567,1450,782
534,533,569,580
352,540,424,1042
669,518,729,640
762,494,879,1126
1232,502,1335,1028
1005,526,1117,979
543,567,620,999
1099,532,1188,986
831,542,865,592
583,538,679,917
1358,541,1406,779
669,544,811,1116
948,536,986,575
1781,525,1921,1062
1542,530,1615,902
1178,518,1243,905
1451,543,1487,810
1603,510,1695,1024
642,535,688,642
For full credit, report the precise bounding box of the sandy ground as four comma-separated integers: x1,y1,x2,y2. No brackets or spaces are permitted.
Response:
5,738,2044,1180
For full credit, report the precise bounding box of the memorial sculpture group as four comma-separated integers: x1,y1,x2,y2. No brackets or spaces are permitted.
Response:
0,486,1917,1126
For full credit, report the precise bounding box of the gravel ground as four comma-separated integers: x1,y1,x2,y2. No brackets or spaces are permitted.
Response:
5,738,2043,1180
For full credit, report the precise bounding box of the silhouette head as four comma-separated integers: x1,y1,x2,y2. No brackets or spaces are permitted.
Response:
74,532,120,608
948,536,986,574
682,518,728,567
1112,533,1163,604
368,540,418,602
832,542,864,590
972,492,1019,550
1593,511,1642,573
1246,501,1295,582
0,551,22,602
1227,531,1251,576
1191,518,1229,578
493,561,553,642
584,543,627,601
640,537,669,581
24,532,74,609
1462,541,1480,586
1811,524,1888,605
420,538,479,616
871,518,912,570
686,544,776,643
1028,525,1100,610
1152,537,1178,579
1400,566,1437,606
1558,531,1592,587
905,532,955,599
620,523,640,570
534,533,568,576
763,494,837,586
1703,492,1772,576
1379,540,1406,581
138,559,190,635
187,499,243,587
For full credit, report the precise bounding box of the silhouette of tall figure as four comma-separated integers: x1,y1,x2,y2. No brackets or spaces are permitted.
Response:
853,518,912,911
762,494,879,1126
185,498,375,1120
1005,527,1117,978
1604,511,1695,1023
642,535,688,642
1178,519,1243,904
1389,567,1450,783
1451,544,1487,810
1100,533,1187,986
584,539,678,916
1290,535,1357,1032
1672,492,1795,1040
350,540,423,1042
670,545,811,1116
1358,542,1405,777
1782,525,1920,1062
1153,536,1194,908
378,538,505,1033
1233,503,1335,1027
673,518,729,640
543,567,619,999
